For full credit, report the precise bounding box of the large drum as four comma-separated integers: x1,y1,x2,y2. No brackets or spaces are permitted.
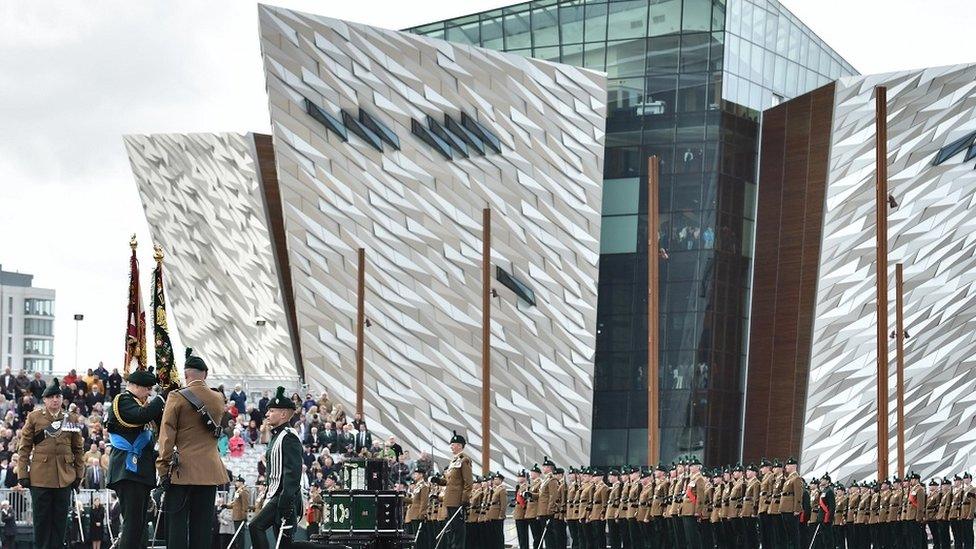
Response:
319,490,404,535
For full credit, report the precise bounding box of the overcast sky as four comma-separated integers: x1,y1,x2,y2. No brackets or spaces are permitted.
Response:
0,0,972,374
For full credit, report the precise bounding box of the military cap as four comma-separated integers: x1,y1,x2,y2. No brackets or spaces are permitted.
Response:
963,472,972,479
42,377,62,398
542,456,556,468
517,469,528,478
554,467,564,475
941,478,951,486
746,463,758,473
185,347,208,371
821,473,831,482
414,468,428,477
929,480,939,487
687,456,702,466
655,463,667,472
494,471,504,480
268,386,295,410
474,475,483,483
641,469,652,479
785,457,798,466
609,469,619,477
733,464,744,472
530,463,541,474
569,466,578,474
954,475,962,481
760,458,772,468
450,431,467,446
772,459,783,468
235,475,245,483
127,368,158,388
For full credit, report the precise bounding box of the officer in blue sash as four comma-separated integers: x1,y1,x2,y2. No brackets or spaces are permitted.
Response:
248,387,302,549
105,367,165,548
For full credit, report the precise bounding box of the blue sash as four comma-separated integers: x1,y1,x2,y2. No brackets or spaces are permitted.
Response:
109,430,153,472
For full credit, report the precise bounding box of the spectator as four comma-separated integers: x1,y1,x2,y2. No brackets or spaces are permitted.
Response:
389,453,410,486
89,497,106,549
217,495,234,548
84,456,106,489
229,429,245,458
249,403,264,430
258,391,270,415
340,423,355,452
0,459,13,488
377,441,396,461
304,426,320,448
320,421,338,452
86,385,103,410
329,402,346,426
0,369,13,399
351,412,366,431
63,368,78,387
302,393,316,411
28,372,45,401
354,423,372,453
317,391,331,413
94,361,109,384
218,429,229,457
387,435,403,459
0,501,15,549
415,451,434,475
245,420,260,447
229,384,247,415
303,446,316,469
107,368,123,398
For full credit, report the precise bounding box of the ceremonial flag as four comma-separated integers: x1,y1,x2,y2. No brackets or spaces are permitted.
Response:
123,235,147,377
152,244,179,390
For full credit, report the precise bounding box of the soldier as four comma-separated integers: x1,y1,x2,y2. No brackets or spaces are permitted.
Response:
247,387,302,549
104,367,165,549
680,457,706,548
927,480,943,549
949,475,965,549
443,431,473,549
605,469,623,549
779,457,804,549
624,467,641,549
537,457,558,549
845,483,860,549
808,477,820,547
487,472,508,549
553,467,568,549
741,464,760,549
587,470,608,549
888,477,903,548
938,478,953,549
728,464,746,548
961,472,974,549
467,476,485,549
703,469,718,548
428,474,448,547
566,468,582,549
833,483,847,549
635,469,653,549
514,470,531,549
757,459,776,549
905,473,926,549
227,475,251,549
669,460,687,549
577,469,594,549
815,475,835,548
526,464,543,549
15,378,85,549
648,464,668,549
406,468,432,549
156,349,230,548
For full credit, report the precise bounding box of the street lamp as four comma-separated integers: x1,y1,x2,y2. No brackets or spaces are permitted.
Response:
73,314,84,373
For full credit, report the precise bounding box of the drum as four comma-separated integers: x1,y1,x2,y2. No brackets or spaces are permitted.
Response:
320,491,353,532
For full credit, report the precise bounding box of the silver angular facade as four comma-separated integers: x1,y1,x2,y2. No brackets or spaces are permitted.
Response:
801,64,976,481
259,7,606,472
124,133,300,380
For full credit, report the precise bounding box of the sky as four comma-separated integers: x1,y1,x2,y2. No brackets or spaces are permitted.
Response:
0,0,973,374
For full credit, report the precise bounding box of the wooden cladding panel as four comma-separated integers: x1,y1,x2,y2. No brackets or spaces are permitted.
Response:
743,83,835,463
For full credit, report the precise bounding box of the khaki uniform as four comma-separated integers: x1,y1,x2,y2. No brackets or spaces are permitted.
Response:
17,408,85,487
230,487,251,521
589,482,608,521
538,474,556,517
156,380,227,485
636,482,653,522
650,478,668,518
525,478,542,520
742,477,760,518
406,481,431,523
443,453,473,508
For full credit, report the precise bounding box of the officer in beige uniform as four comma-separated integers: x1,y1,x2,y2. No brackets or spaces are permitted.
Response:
537,457,558,549
649,464,668,549
443,431,473,549
16,378,85,549
587,471,608,549
156,348,231,548
486,472,508,549
407,468,432,549
741,464,760,549
526,464,543,549
577,469,594,549
514,470,531,549
680,457,707,548
779,457,804,548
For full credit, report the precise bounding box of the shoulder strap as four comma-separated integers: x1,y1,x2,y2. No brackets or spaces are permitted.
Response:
178,388,222,438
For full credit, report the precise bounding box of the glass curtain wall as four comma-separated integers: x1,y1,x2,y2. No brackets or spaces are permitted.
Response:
409,0,766,467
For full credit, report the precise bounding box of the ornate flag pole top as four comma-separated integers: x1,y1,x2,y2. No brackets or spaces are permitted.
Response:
130,234,137,250
154,243,164,263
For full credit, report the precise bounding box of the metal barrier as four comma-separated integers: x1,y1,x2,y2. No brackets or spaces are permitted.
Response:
0,488,229,525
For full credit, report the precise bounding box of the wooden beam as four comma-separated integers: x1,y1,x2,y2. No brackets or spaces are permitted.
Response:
356,248,365,416
648,155,660,465
896,263,905,479
875,85,890,481
482,207,491,475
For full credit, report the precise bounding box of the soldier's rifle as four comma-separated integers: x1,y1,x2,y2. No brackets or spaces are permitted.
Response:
149,449,179,548
71,489,85,543
432,505,466,549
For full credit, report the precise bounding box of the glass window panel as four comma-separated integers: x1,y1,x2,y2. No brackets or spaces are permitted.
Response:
603,177,641,215
445,22,479,45
676,112,706,142
533,46,560,60
646,74,678,115
764,11,777,49
647,34,680,72
682,0,712,31
559,3,585,44
606,129,642,147
608,77,646,117
481,15,504,49
606,39,647,78
773,55,787,93
711,0,725,31
751,3,764,43
503,11,532,49
584,2,609,42
601,215,640,254
562,43,584,66
750,41,764,80
709,32,724,71
677,73,707,113
605,147,641,177
738,39,753,80
786,60,799,96
679,32,709,72
725,34,739,74
644,113,675,143
590,428,628,464
627,429,649,463
741,1,753,36
648,0,682,36
531,5,559,47
411,23,443,36
583,42,607,70
608,0,649,40
708,71,722,110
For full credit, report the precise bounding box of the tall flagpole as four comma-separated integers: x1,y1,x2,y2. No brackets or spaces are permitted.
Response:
895,263,905,478
647,156,660,465
356,248,366,416
875,85,890,481
482,207,491,475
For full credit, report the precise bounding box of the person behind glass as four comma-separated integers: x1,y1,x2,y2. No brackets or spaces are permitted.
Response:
248,387,302,549
442,431,473,549
156,348,231,549
15,378,85,549
90,496,106,549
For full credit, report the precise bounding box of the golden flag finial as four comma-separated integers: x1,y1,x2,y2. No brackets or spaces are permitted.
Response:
154,244,164,263
130,234,138,250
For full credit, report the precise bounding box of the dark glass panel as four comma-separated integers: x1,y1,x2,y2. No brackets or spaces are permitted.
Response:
607,0,649,40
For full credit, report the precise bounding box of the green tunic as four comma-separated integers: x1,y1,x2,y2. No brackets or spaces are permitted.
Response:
105,390,165,487
265,424,304,523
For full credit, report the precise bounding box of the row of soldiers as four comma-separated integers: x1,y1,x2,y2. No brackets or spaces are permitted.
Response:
404,469,510,549
405,454,975,549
